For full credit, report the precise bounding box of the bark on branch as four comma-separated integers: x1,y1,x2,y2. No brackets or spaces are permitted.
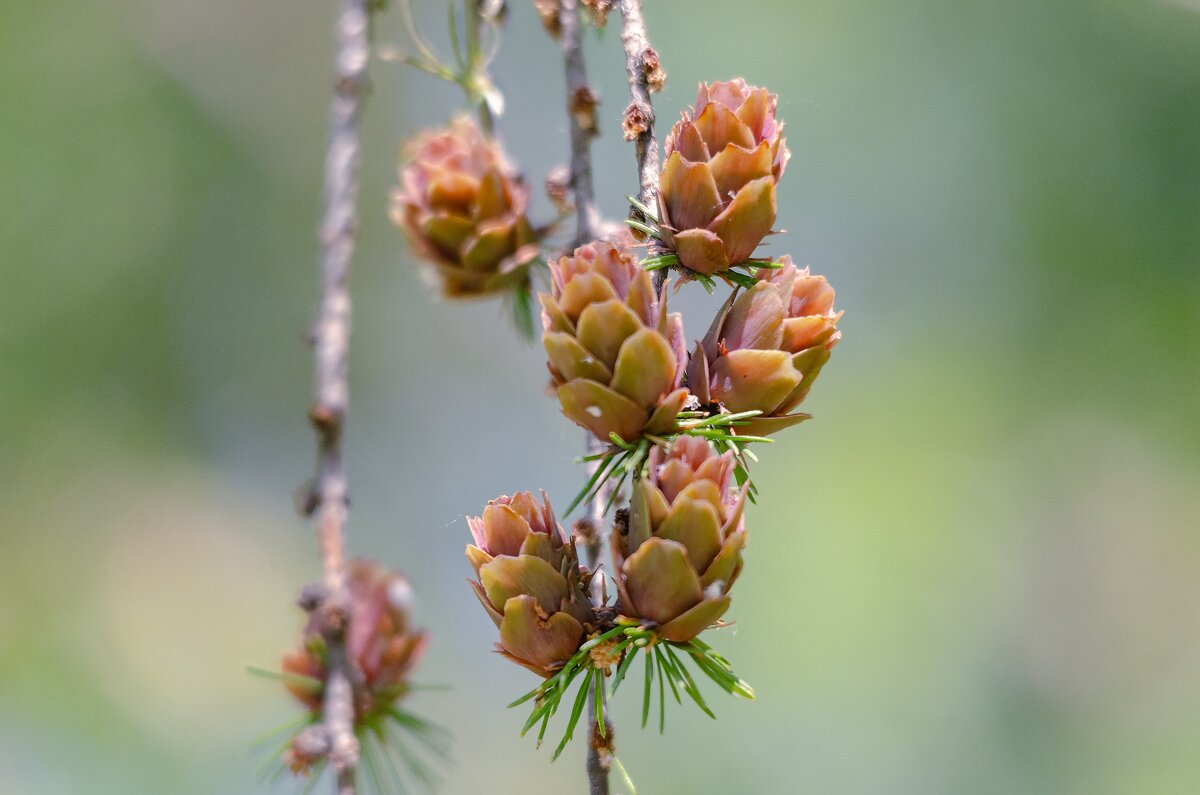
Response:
618,0,666,296
617,0,661,211
557,2,610,792
560,0,600,248
307,0,371,791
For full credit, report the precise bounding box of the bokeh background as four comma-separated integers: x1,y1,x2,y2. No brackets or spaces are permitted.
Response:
2,0,1198,792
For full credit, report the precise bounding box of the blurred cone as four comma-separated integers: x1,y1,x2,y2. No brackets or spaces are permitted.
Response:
281,559,427,722
391,116,539,298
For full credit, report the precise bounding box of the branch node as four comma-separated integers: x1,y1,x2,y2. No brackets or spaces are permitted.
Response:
588,718,615,757
582,0,616,28
295,478,320,517
570,86,601,136
640,47,665,92
559,0,600,247
618,0,662,215
621,99,653,142
320,592,353,640
286,725,331,775
586,717,615,795
546,165,574,213
297,582,327,612
573,516,598,545
535,0,562,37
304,0,370,789
613,507,630,537
308,402,345,442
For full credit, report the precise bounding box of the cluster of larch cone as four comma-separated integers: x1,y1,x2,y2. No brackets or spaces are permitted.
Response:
276,1,841,792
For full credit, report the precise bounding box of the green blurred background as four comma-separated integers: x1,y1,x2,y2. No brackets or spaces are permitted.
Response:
2,0,1198,792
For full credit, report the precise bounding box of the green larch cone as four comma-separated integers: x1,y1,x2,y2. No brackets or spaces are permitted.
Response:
390,116,540,298
613,438,749,644
658,79,790,275
688,257,842,436
281,559,428,721
541,241,689,444
467,492,595,678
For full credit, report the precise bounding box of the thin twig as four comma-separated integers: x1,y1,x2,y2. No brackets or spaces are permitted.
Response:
617,0,666,293
557,2,608,791
583,434,612,795
307,0,372,791
617,0,660,211
465,0,497,133
560,0,600,247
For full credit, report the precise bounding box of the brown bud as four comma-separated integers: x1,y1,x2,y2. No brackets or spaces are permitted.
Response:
581,0,615,27
621,100,652,142
545,165,573,214
572,516,598,545
641,47,666,92
534,0,560,37
569,86,600,135
285,726,330,774
588,716,615,760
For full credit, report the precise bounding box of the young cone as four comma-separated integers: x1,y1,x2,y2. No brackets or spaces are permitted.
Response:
613,438,748,643
658,79,789,275
391,116,539,298
281,559,428,720
688,257,842,436
467,492,596,677
541,241,689,444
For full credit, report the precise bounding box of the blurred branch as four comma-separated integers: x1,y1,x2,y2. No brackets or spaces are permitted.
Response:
384,0,504,132
556,1,609,791
463,0,497,133
560,0,600,247
582,432,615,794
305,0,372,791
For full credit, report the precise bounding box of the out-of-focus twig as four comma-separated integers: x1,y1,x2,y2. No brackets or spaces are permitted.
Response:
556,2,610,791
560,0,600,248
464,0,497,132
304,0,372,791
386,0,503,132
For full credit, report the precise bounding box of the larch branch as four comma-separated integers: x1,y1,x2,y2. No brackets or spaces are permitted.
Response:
617,0,661,210
617,0,666,293
557,2,610,792
308,0,371,791
560,0,600,248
